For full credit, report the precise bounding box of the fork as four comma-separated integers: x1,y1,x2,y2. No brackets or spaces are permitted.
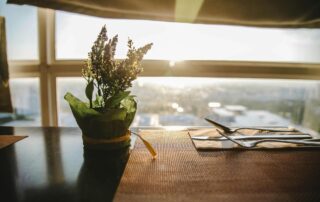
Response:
205,118,296,133
216,130,320,148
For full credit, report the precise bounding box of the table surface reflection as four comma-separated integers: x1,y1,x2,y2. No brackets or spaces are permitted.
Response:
0,127,130,202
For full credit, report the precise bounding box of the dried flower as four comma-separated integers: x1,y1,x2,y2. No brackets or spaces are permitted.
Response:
82,25,152,110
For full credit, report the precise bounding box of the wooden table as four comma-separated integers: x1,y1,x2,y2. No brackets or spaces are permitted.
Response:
0,127,129,202
1,127,320,202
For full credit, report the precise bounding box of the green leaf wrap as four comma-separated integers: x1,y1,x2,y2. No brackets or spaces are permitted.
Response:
64,92,136,139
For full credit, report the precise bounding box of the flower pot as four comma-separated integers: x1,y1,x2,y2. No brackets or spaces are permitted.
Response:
65,92,136,150
63,25,152,151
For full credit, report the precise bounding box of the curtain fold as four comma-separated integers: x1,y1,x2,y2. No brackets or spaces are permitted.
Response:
7,0,320,28
0,16,13,113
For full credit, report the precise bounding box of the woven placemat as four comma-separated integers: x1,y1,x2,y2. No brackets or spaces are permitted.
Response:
114,129,320,202
0,135,27,149
189,128,314,150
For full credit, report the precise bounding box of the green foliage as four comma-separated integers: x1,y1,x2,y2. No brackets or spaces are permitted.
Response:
85,80,94,108
105,91,130,108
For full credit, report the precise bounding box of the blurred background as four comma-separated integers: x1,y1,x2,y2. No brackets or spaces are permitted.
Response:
1,0,319,134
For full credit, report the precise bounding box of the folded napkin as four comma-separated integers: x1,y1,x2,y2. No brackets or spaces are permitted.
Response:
189,128,313,150
0,135,27,149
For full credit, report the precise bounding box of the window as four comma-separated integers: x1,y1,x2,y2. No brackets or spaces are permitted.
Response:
3,7,320,134
57,77,320,133
0,78,41,126
56,11,320,63
57,77,86,126
0,0,38,60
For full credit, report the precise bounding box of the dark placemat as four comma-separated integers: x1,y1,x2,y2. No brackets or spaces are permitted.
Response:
189,128,314,150
0,135,27,149
114,129,320,202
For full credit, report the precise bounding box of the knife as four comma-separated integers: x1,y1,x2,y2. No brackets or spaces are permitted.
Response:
191,134,311,141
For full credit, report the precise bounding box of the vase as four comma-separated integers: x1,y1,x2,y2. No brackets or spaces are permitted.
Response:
65,93,136,150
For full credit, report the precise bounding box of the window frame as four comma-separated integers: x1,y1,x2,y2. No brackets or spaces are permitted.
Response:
7,8,320,126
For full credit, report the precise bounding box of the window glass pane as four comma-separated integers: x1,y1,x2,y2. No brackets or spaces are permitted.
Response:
56,11,320,63
0,0,38,60
57,77,320,135
57,78,86,127
0,78,41,126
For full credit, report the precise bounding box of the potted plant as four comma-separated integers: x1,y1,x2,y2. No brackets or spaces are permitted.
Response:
65,25,153,151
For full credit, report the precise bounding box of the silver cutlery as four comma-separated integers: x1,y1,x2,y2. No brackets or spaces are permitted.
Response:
191,134,311,141
216,129,320,148
205,118,296,133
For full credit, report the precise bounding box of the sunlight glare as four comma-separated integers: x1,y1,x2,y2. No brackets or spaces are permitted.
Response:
56,11,320,63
